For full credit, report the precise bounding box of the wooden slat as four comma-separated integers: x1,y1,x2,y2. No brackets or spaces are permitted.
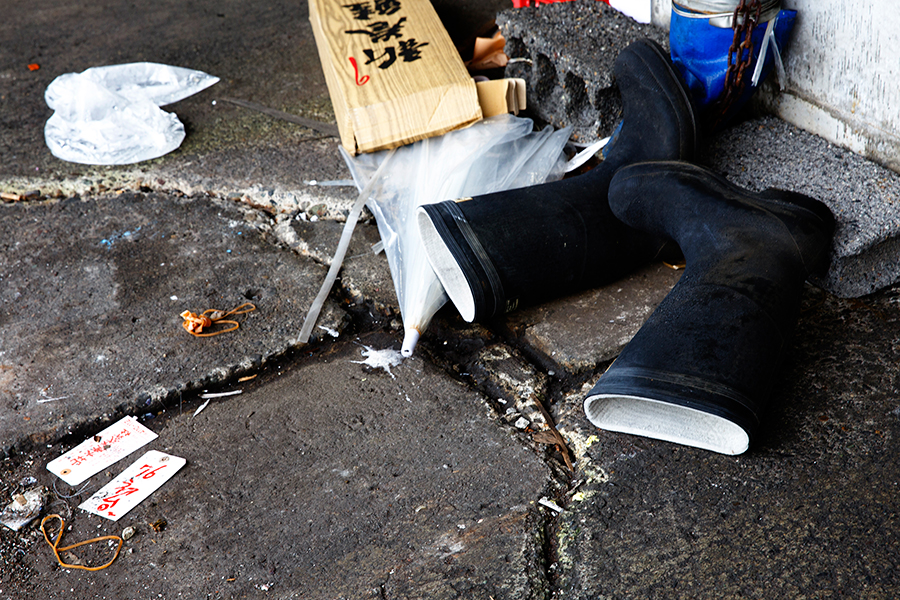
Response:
309,0,482,154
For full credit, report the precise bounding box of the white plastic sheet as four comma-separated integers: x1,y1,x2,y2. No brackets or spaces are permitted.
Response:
44,62,219,165
342,114,571,356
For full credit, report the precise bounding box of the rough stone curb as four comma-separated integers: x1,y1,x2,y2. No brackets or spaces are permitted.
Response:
499,0,668,143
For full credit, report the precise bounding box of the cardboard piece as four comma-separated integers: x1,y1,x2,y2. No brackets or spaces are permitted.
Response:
309,0,483,154
466,31,509,70
476,78,527,118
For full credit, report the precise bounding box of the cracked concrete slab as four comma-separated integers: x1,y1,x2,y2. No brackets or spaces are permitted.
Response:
550,284,900,599
469,344,551,428
3,332,557,599
0,191,346,455
506,262,682,374
275,215,400,316
0,0,357,219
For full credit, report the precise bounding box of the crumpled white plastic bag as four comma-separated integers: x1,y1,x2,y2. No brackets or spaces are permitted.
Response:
44,62,219,165
341,114,571,356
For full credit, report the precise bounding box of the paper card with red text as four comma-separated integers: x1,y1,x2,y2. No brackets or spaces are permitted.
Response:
79,450,186,521
47,416,158,486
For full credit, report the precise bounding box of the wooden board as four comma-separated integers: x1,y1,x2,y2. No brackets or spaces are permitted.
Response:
309,0,483,154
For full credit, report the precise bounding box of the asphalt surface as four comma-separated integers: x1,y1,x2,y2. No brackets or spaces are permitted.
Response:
2,1,899,599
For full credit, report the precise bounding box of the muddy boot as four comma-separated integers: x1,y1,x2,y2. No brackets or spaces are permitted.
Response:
416,38,697,322
583,161,834,455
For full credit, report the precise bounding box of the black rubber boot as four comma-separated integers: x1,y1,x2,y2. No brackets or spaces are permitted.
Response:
584,161,835,455
417,38,697,322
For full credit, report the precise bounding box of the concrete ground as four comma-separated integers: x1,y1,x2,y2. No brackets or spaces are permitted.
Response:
1,1,899,599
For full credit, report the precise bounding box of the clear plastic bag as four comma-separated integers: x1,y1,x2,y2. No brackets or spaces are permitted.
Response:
342,114,571,356
44,63,219,165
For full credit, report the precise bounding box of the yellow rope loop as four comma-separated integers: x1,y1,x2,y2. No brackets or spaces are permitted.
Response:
40,514,123,572
179,302,256,337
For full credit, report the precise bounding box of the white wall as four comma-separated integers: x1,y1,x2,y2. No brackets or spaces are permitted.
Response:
652,0,900,171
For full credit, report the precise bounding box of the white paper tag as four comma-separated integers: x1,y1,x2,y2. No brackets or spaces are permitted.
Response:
46,416,158,485
79,450,186,521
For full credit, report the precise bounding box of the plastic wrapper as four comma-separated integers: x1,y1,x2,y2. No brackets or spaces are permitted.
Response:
342,114,571,356
44,62,219,165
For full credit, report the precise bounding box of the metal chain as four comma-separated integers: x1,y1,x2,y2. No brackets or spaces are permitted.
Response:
712,0,762,129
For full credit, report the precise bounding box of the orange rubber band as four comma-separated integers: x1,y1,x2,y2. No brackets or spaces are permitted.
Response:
40,514,123,572
180,302,256,337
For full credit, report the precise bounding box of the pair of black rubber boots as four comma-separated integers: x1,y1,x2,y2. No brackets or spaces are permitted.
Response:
416,39,835,455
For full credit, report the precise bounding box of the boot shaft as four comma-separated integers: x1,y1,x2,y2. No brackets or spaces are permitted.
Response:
417,39,699,322
585,161,835,454
608,161,834,309
602,38,699,172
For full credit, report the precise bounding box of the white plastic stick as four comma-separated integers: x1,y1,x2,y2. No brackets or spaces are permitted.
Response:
751,18,777,87
565,136,611,173
298,150,396,344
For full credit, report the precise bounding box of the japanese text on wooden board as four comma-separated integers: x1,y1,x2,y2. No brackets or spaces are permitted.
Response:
343,1,429,75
